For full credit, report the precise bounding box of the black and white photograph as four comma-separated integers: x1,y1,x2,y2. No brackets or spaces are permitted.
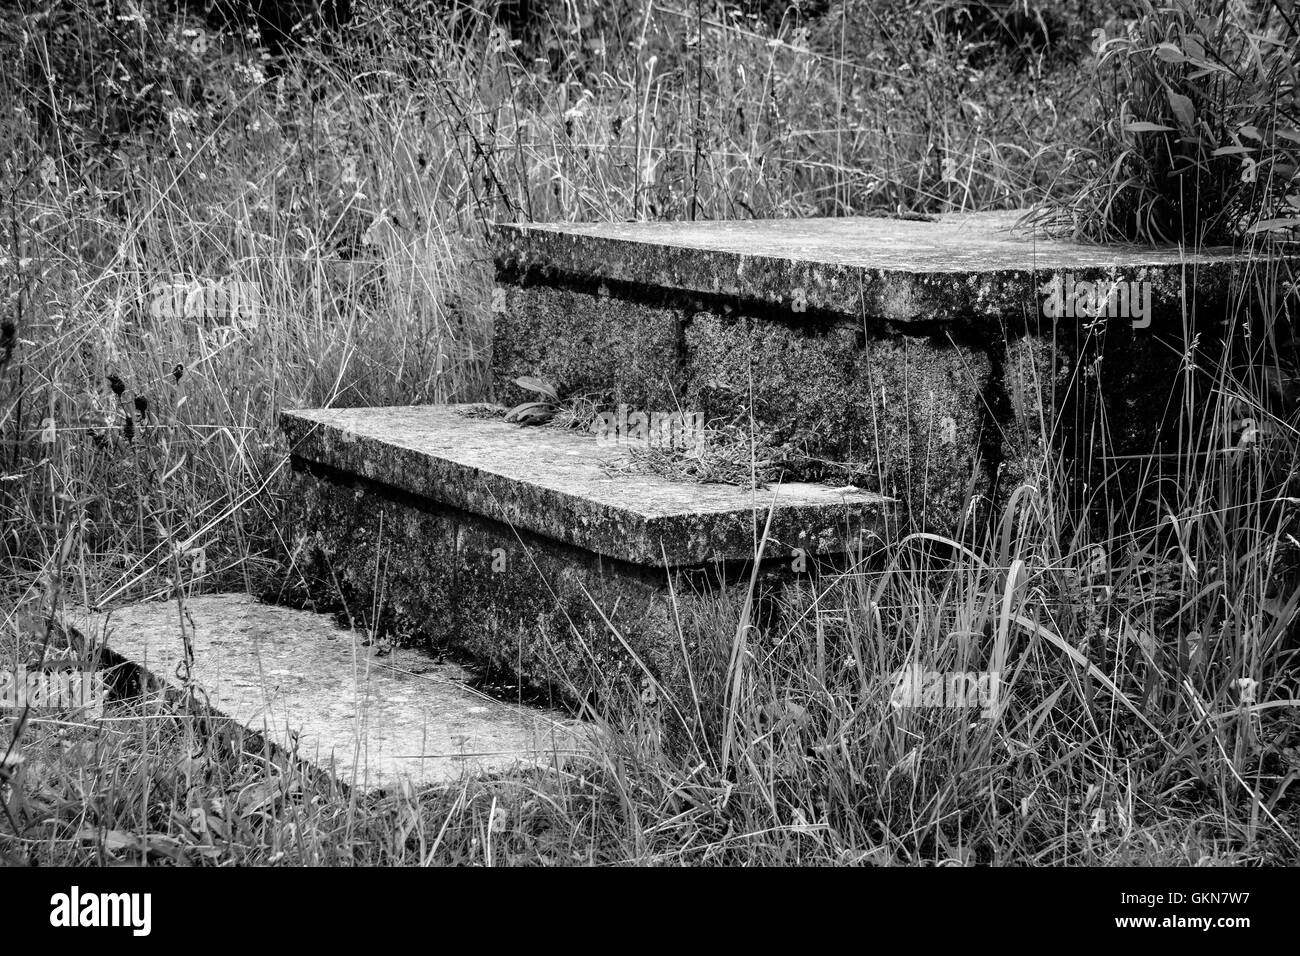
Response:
0,0,1296,921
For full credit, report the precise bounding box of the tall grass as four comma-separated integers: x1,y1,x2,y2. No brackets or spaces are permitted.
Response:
1,0,1298,865
0,0,1100,591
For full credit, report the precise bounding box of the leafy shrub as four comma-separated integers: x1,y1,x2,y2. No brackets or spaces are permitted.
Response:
1036,0,1300,244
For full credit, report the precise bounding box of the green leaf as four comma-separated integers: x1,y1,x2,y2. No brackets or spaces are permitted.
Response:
512,376,559,401
1167,91,1195,130
1246,217,1300,234
1125,121,1174,133
77,828,137,851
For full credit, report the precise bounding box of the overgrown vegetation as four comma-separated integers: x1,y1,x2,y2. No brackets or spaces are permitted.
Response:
1036,0,1300,243
2,0,1299,865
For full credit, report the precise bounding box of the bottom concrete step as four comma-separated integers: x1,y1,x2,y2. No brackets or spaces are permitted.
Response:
67,594,586,790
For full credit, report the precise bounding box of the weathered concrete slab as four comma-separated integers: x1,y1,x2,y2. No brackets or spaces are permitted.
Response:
281,404,891,566
495,210,1254,323
279,405,889,700
282,456,880,701
67,595,586,790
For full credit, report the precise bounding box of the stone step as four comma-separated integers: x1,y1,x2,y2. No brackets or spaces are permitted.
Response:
67,594,586,790
281,404,890,567
491,211,1269,526
494,210,1243,323
280,404,890,699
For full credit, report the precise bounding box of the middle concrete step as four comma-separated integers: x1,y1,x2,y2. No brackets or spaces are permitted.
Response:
281,405,891,701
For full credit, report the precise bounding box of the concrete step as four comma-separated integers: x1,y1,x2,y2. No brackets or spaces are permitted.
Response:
68,594,586,791
491,211,1269,525
280,404,890,700
494,210,1243,322
281,404,889,567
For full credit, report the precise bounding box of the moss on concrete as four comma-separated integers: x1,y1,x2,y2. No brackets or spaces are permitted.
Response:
489,279,998,529
491,282,686,408
684,311,992,529
288,464,701,702
285,463,865,706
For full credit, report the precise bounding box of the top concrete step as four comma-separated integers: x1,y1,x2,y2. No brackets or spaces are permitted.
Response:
494,210,1256,322
282,405,890,567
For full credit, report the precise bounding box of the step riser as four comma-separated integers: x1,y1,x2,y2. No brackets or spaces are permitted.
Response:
492,283,684,412
288,461,859,702
492,282,997,527
686,310,995,529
